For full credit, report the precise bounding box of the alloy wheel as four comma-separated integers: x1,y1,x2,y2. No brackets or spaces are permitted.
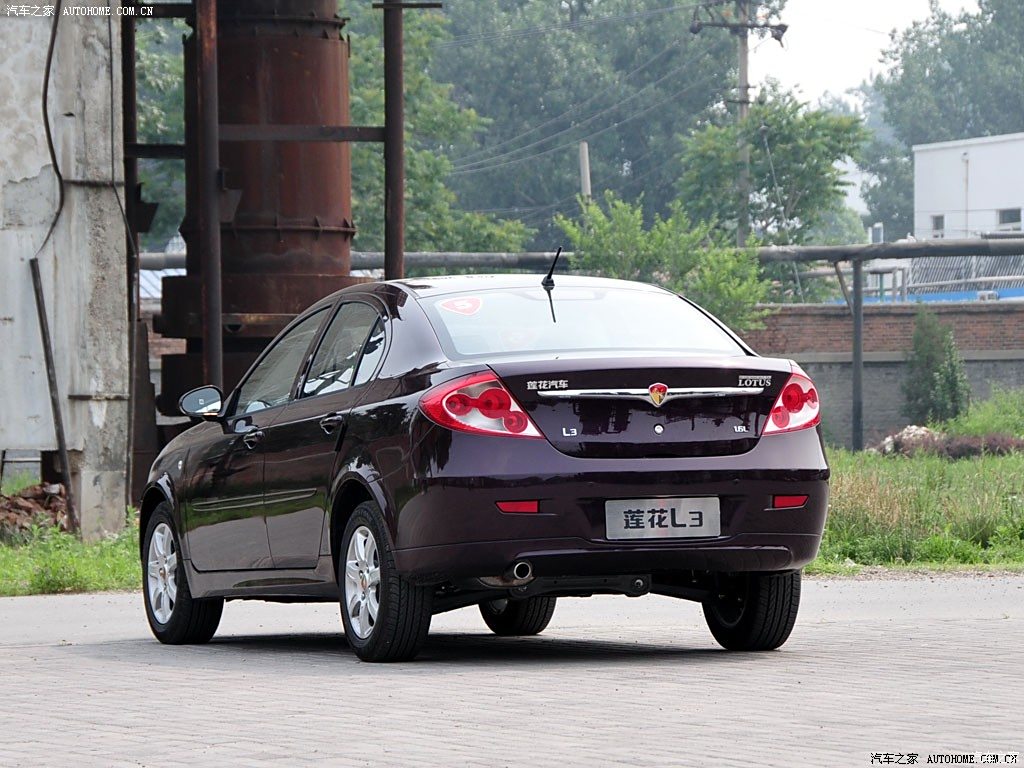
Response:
147,522,179,624
344,525,381,639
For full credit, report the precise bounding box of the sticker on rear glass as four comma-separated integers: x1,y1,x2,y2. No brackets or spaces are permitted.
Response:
439,297,482,316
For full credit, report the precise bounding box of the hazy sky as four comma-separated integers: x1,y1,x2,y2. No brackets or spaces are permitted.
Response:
749,0,979,102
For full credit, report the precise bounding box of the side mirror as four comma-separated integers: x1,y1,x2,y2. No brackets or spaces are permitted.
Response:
179,386,224,420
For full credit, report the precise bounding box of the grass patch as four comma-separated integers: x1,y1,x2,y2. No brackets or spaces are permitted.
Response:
1,470,39,497
814,449,1024,569
939,385,1024,438
0,523,140,596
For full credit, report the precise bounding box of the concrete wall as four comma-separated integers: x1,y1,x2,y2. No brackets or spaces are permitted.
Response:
743,303,1024,447
0,6,129,538
913,133,1024,238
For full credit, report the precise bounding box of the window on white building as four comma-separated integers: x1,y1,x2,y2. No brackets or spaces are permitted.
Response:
931,215,945,238
997,208,1022,231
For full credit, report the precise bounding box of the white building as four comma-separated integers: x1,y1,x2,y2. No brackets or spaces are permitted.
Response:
913,132,1024,240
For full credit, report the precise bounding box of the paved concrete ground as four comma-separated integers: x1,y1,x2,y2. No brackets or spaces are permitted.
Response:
1,576,1021,767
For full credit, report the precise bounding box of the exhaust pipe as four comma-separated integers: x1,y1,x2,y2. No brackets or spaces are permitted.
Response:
511,560,533,581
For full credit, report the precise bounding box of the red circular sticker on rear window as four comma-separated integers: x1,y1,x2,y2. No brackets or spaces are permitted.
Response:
439,297,482,316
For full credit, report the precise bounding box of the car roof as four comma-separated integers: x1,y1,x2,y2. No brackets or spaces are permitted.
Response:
390,273,670,299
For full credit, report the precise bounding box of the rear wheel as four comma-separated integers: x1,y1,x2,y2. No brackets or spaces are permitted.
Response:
703,571,801,651
142,503,223,644
339,501,433,662
480,597,556,636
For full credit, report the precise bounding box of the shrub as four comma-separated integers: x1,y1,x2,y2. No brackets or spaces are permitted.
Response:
902,305,970,424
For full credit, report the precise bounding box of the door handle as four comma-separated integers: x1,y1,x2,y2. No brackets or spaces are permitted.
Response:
319,413,346,435
242,429,264,450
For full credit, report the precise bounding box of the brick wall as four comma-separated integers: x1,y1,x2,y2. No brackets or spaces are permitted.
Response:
743,302,1024,356
739,302,1024,447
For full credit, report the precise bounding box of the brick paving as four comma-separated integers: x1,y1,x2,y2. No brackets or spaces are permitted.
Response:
0,578,1021,767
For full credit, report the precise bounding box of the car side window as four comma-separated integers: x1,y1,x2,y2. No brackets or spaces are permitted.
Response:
234,309,327,416
302,303,382,398
353,317,386,387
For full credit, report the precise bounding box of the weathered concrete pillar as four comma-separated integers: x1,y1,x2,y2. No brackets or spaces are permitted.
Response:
0,4,129,540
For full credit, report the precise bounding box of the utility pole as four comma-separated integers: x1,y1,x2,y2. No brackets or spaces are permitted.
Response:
736,0,751,246
690,1,786,247
578,141,592,200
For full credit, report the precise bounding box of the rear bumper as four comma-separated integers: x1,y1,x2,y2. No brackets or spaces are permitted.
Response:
390,425,829,581
394,531,825,581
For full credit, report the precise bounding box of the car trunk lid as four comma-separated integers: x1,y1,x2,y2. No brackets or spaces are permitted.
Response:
490,354,792,458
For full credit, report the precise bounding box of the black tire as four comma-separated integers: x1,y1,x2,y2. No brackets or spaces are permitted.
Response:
338,501,433,662
479,596,557,636
142,502,223,645
703,570,801,651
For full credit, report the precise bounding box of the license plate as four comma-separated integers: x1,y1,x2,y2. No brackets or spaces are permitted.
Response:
605,497,721,540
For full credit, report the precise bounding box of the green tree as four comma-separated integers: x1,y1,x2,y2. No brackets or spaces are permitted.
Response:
134,20,187,250
931,331,971,423
556,193,767,331
903,306,970,424
861,0,1024,238
676,86,867,246
433,0,743,247
345,4,530,252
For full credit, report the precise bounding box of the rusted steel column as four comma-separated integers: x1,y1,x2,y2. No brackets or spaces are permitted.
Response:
197,0,223,389
383,1,405,280
157,1,366,414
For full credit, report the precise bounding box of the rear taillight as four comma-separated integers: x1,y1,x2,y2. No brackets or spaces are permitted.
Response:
420,371,542,439
763,372,820,436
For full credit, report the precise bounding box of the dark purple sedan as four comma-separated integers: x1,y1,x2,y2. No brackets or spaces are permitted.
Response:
141,274,829,661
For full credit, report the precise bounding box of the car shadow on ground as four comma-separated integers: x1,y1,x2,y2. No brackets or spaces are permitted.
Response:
197,630,731,666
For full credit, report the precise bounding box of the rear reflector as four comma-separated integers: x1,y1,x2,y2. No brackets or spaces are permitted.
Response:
496,500,539,514
772,495,809,509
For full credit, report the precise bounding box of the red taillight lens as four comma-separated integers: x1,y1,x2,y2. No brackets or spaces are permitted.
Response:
420,371,542,439
763,372,820,436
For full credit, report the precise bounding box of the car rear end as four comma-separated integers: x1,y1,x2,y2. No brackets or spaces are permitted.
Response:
391,278,829,590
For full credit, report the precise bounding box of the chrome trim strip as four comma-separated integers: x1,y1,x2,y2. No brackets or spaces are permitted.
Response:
536,386,764,404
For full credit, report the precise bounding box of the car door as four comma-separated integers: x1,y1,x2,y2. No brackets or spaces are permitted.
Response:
185,308,328,572
261,300,388,568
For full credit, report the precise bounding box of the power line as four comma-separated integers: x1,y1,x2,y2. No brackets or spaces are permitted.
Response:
434,2,707,50
451,50,715,174
451,37,688,167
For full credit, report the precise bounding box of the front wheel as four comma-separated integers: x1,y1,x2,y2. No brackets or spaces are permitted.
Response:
339,502,433,662
480,596,556,636
142,502,223,644
703,571,801,651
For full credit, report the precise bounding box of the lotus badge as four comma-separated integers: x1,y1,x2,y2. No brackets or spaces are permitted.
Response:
648,382,669,407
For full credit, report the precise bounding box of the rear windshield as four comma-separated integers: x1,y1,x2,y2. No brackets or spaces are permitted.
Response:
420,286,745,358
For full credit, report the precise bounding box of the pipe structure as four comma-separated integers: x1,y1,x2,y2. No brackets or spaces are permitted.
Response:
382,1,405,280
851,259,864,451
196,0,223,389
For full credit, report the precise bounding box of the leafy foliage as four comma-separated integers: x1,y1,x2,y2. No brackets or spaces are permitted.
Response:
556,193,767,331
134,20,187,250
931,331,971,423
433,0,739,246
346,5,531,252
676,86,867,246
861,0,1024,238
902,306,970,424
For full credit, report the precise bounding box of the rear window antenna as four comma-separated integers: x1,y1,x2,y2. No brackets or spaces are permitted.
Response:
541,247,563,290
542,247,562,323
